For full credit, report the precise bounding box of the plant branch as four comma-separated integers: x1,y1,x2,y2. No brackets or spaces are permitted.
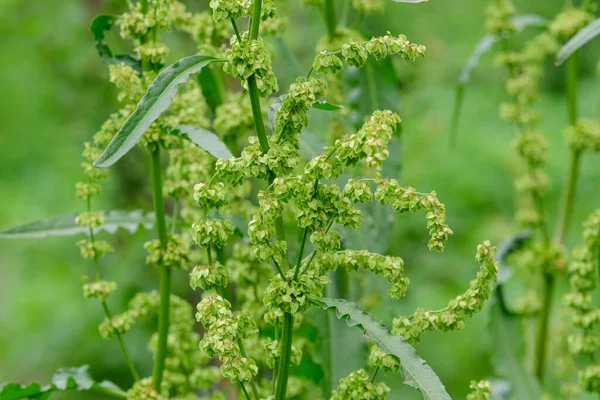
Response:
150,147,171,390
274,312,294,400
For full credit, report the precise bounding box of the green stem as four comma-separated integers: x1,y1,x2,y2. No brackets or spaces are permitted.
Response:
249,0,263,40
239,382,252,400
320,286,333,398
275,312,294,400
534,274,554,381
247,76,270,153
324,0,337,39
534,50,582,384
371,366,380,382
150,147,171,390
293,227,310,280
239,340,260,400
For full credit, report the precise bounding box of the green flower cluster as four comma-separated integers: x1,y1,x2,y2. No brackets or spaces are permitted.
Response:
75,211,105,229
336,110,401,170
550,6,594,39
392,241,499,343
144,233,190,269
368,345,400,374
191,218,233,248
83,280,117,301
264,271,330,323
467,380,492,400
312,33,425,75
564,210,600,393
330,369,390,400
109,63,143,103
272,77,327,143
224,34,278,97
99,291,160,339
565,119,600,153
485,0,516,34
164,141,214,201
127,377,164,400
315,250,408,299
375,178,452,252
209,0,275,22
491,23,559,228
263,337,303,368
76,239,113,260
190,261,229,291
196,296,259,382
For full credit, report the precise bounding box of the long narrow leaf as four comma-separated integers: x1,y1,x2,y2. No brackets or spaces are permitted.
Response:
0,210,156,239
450,14,546,147
321,298,451,400
176,125,233,159
94,55,217,168
90,14,140,70
556,17,600,66
1,366,126,400
393,0,428,3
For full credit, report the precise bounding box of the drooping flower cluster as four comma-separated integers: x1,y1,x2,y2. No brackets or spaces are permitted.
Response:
392,241,499,342
196,296,259,382
315,250,408,299
330,369,390,400
564,210,600,393
312,33,425,76
375,178,452,252
144,233,190,269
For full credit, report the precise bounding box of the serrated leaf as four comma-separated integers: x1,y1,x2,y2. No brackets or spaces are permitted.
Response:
1,366,126,399
197,66,224,114
321,298,451,400
90,14,140,71
174,125,233,159
450,14,546,147
312,100,343,111
556,17,600,66
0,210,156,239
94,55,218,168
490,295,542,399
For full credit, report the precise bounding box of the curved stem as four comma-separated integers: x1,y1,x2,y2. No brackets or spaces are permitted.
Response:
150,147,171,390
293,228,310,280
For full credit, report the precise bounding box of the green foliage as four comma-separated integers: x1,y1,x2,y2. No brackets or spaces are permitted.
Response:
321,297,452,399
0,210,156,239
0,365,126,400
94,55,217,168
556,17,600,65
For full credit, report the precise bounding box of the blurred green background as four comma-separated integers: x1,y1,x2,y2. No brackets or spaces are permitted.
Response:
1,0,600,398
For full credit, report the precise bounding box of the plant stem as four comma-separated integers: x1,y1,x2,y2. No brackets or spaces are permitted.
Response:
239,382,252,400
86,197,139,381
150,147,171,390
324,0,337,38
238,340,260,399
535,50,582,383
293,227,310,280
371,366,380,382
320,286,333,398
275,312,294,400
249,0,263,41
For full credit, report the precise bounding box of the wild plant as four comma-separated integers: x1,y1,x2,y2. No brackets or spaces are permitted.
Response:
1,0,500,399
453,0,600,397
